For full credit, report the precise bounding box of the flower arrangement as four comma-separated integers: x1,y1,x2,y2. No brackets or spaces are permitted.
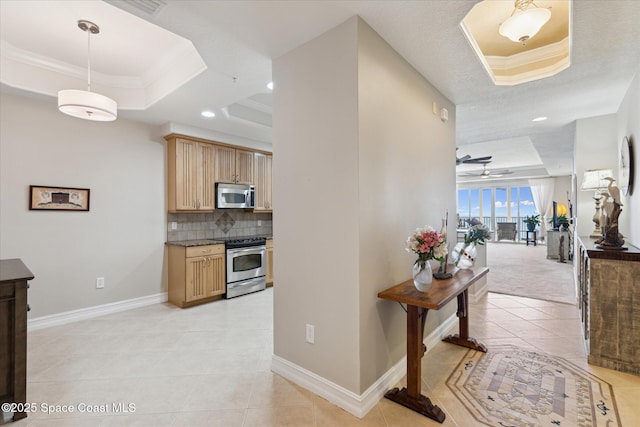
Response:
463,224,491,246
405,226,448,267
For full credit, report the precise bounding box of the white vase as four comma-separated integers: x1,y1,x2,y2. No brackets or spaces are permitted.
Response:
412,261,433,292
453,242,477,269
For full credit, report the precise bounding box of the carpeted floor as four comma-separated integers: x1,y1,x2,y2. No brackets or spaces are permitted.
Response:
486,242,576,305
447,345,621,427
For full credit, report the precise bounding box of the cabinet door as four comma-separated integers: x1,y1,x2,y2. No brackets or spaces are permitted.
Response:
185,257,209,302
197,142,215,210
215,146,236,183
207,254,226,297
235,149,254,184
265,154,273,209
174,139,198,210
254,153,269,210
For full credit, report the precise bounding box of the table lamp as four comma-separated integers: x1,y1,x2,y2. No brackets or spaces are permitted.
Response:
580,169,613,238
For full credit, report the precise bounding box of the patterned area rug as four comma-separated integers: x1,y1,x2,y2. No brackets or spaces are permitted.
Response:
446,345,621,427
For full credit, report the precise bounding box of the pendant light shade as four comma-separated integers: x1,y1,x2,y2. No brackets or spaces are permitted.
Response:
499,0,551,45
58,89,117,121
58,20,117,121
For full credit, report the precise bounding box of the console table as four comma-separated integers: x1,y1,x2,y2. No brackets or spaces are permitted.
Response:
0,259,34,422
377,265,489,422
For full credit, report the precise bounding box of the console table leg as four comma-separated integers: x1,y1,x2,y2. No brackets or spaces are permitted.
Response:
442,290,487,352
384,305,446,423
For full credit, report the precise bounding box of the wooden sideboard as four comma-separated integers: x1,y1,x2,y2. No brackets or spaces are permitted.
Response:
0,259,34,422
576,237,640,376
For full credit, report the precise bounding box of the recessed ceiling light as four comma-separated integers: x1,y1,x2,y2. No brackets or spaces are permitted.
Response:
532,116,547,122
201,110,215,118
267,81,274,91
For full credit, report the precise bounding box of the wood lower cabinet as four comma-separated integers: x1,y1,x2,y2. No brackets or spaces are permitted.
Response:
254,153,273,212
215,145,254,184
0,259,34,422
266,239,274,286
577,236,640,376
168,244,225,307
166,136,215,211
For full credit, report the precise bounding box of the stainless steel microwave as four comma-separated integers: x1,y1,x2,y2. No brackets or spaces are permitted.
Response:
215,183,255,209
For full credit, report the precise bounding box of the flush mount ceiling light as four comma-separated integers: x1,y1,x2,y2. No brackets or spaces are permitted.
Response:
201,110,215,118
499,0,552,45
532,116,548,122
58,20,117,121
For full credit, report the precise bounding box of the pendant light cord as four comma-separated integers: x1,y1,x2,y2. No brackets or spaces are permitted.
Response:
86,26,91,93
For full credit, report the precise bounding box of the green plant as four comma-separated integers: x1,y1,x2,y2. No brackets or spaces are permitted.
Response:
524,214,541,228
548,214,569,225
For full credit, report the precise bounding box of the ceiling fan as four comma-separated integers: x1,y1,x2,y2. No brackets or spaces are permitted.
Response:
460,164,514,179
456,148,492,166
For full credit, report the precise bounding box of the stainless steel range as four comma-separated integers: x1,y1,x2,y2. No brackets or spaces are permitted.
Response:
225,237,266,298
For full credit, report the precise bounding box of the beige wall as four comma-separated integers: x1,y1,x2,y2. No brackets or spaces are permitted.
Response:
356,20,457,390
574,114,618,238
272,16,456,395
617,68,639,246
0,93,167,318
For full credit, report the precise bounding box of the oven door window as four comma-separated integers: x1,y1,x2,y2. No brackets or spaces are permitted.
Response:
233,253,262,272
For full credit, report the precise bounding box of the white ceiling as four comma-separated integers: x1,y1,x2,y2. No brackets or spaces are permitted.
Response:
2,0,640,183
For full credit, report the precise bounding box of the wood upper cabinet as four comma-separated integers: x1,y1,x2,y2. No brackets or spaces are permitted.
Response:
169,244,225,308
254,152,273,211
166,136,215,211
215,145,254,184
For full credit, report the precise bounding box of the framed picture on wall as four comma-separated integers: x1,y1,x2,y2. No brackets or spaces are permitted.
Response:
29,185,90,211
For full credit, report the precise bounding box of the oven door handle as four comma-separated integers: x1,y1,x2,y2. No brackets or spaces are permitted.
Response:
227,277,265,290
228,246,265,255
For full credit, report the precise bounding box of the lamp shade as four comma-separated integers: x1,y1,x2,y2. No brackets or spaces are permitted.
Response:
580,169,613,191
499,7,551,44
58,89,117,122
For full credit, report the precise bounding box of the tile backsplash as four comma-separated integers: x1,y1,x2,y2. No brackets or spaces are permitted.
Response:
167,211,272,242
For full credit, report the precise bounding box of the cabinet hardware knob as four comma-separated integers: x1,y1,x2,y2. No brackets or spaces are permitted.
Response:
27,304,31,312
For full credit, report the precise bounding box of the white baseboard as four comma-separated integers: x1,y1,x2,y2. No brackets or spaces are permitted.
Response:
271,313,457,418
28,293,168,331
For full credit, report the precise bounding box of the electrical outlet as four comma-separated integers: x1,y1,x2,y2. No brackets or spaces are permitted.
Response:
306,324,315,344
257,220,262,226
170,222,177,230
96,277,105,289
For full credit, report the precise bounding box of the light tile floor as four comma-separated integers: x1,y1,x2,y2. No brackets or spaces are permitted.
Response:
5,287,640,426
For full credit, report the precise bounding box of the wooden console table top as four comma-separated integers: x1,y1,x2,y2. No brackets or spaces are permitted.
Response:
378,265,488,309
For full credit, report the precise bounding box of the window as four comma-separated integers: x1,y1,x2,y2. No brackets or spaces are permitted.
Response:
457,185,539,242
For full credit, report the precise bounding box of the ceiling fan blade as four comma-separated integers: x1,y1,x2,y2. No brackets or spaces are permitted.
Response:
463,159,492,164
456,154,471,165
467,155,492,162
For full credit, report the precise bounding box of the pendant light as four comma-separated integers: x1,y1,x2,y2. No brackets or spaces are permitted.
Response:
58,20,117,121
499,0,552,45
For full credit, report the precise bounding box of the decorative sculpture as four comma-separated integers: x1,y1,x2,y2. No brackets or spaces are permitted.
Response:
595,177,626,250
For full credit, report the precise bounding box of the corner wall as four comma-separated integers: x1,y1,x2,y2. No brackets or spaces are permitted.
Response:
272,16,456,399
0,93,166,318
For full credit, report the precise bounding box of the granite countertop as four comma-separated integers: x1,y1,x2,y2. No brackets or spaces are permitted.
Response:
166,235,272,247
165,239,226,247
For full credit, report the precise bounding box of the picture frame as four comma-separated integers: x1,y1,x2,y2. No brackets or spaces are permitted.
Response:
29,185,90,211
